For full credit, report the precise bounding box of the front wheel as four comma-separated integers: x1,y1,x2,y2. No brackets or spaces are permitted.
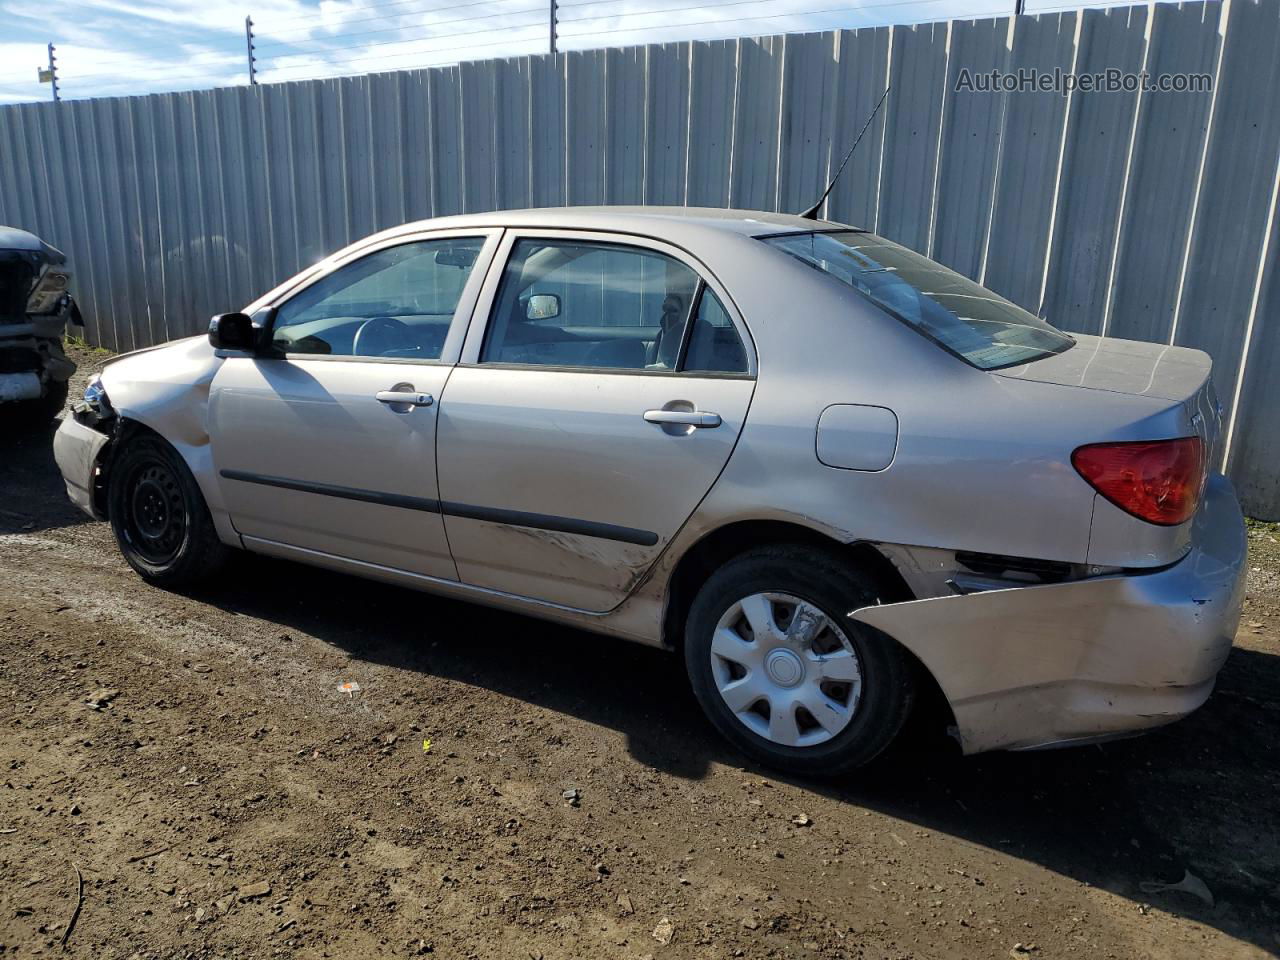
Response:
108,432,230,587
684,545,915,777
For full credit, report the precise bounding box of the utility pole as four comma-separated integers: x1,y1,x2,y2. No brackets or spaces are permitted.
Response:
549,0,557,56
1014,0,1025,14
245,15,258,85
39,43,60,102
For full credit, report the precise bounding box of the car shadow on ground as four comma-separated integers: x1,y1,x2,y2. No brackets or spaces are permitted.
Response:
197,552,1280,953
9,418,1276,951
0,416,92,535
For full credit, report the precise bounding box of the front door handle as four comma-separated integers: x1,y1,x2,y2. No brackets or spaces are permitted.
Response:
643,409,721,428
376,390,433,407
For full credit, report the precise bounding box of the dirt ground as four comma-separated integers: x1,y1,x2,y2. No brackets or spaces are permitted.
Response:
1,343,1278,959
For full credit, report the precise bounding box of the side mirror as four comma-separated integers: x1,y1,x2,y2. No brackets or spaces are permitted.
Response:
526,293,561,321
208,312,255,351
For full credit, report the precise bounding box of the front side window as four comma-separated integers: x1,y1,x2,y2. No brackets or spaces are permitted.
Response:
481,238,748,374
271,236,485,359
762,231,1074,371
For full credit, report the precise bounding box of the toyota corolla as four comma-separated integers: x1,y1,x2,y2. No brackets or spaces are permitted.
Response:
53,207,1247,776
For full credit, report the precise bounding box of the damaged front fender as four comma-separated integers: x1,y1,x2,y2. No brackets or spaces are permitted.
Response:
851,474,1247,755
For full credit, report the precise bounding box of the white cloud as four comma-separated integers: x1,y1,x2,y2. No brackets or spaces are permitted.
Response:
0,0,1122,104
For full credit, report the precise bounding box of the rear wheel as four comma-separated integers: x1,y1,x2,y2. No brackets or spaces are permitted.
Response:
108,432,229,587
684,545,915,777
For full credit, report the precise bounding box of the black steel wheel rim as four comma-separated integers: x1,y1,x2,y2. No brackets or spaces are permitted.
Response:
123,457,187,564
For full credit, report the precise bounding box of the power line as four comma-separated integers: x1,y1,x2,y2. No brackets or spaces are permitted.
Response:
260,0,534,40
0,56,238,85
266,45,547,82
558,0,734,8
257,5,544,51
260,18,548,67
262,0,523,27
560,0,792,23
261,29,547,77
52,67,248,94
0,0,1055,102
10,47,242,71
556,0,966,37
53,66,244,85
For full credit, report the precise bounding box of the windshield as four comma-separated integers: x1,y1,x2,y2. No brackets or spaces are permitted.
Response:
762,230,1074,370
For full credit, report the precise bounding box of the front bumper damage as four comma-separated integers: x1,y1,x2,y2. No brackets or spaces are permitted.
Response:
0,315,76,400
1,227,79,404
852,473,1247,754
53,415,111,518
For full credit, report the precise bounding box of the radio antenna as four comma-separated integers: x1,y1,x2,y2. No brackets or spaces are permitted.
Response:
800,85,891,220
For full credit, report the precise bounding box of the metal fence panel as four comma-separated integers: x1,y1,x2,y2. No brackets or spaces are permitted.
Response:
932,17,1011,278
828,27,890,231
982,11,1077,310
1170,0,1280,434
727,36,782,210
3,4,1280,517
1105,0,1222,346
1039,5,1148,336
878,21,948,255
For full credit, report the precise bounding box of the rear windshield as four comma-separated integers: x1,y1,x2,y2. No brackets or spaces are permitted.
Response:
762,230,1074,370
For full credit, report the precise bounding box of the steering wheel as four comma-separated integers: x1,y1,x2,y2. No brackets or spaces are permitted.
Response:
352,316,415,357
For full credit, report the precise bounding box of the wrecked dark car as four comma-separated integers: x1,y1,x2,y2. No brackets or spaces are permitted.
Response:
0,225,81,420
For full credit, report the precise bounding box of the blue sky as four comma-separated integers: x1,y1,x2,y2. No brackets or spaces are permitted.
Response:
0,0,1082,104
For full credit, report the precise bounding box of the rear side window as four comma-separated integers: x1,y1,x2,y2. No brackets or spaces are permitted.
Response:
481,238,749,375
762,231,1074,370
684,290,749,374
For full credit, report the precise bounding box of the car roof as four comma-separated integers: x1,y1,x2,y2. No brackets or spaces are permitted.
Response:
381,206,847,241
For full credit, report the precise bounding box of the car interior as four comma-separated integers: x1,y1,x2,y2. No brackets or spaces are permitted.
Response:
266,235,749,374
482,239,749,373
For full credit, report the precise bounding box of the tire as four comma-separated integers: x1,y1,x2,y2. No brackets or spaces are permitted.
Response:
684,545,915,778
107,432,230,587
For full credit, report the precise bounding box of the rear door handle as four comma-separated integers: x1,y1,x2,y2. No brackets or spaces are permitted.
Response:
376,391,433,407
643,409,721,428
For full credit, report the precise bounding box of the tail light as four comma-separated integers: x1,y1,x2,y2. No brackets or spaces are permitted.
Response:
1071,437,1205,526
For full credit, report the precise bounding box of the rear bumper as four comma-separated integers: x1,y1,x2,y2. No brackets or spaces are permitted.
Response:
852,473,1247,754
53,415,110,519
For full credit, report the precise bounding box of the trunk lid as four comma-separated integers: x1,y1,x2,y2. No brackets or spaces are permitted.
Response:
995,333,1223,462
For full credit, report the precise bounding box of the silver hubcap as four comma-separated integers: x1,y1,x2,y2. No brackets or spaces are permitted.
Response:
710,592,863,748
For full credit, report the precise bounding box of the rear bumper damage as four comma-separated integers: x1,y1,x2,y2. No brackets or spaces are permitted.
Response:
852,473,1247,754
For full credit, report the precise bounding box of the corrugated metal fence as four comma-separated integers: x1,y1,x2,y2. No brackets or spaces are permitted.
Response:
1,0,1279,517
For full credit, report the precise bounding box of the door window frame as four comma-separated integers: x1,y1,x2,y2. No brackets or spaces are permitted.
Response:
457,229,757,379
253,227,504,366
